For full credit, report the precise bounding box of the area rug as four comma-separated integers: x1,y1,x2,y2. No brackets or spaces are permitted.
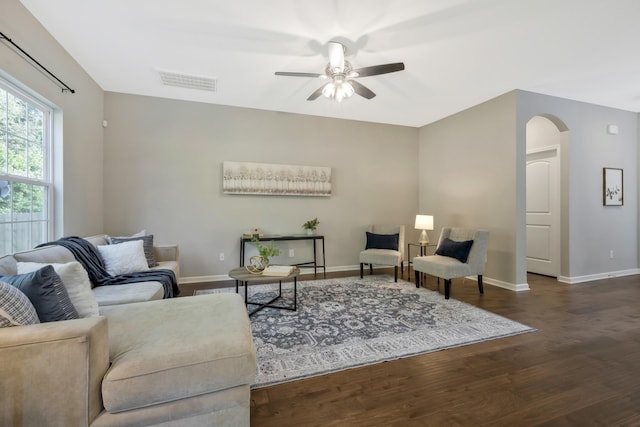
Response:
195,275,534,388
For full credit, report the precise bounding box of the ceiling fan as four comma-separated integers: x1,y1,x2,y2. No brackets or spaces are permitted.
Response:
275,41,405,102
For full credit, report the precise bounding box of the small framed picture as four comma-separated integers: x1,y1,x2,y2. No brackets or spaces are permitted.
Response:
603,168,623,206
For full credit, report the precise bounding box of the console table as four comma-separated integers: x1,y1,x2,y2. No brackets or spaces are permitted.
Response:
240,234,326,278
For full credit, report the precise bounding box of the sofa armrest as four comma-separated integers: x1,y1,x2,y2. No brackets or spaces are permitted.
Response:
0,317,109,426
154,244,179,263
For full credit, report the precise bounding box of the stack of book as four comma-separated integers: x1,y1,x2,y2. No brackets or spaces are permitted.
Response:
262,265,295,276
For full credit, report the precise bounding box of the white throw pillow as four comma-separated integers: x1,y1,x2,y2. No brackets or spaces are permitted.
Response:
97,239,149,276
17,261,100,318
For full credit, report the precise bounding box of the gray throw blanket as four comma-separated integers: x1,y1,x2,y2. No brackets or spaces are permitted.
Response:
38,236,179,298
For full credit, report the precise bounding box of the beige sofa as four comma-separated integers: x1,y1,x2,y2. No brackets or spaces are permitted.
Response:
0,235,257,426
0,234,181,306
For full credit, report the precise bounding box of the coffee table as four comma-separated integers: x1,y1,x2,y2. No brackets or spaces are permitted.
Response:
228,267,299,316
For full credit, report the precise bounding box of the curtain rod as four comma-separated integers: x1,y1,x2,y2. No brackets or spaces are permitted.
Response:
0,31,75,94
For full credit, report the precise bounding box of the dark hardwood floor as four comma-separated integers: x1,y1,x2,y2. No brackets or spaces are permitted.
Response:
183,269,640,426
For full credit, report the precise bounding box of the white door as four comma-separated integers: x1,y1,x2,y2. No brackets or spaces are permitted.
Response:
526,147,560,276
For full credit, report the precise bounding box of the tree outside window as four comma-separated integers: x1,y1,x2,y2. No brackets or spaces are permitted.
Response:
0,81,51,254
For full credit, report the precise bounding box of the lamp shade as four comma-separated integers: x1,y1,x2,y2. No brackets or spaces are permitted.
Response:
414,215,434,230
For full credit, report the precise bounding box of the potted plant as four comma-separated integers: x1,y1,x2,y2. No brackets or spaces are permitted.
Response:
246,237,280,274
302,218,320,235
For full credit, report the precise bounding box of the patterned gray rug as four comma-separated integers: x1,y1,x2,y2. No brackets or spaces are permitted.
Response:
195,275,534,388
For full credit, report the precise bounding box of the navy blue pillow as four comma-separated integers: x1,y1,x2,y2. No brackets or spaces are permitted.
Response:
365,232,399,251
1,265,79,323
435,238,474,263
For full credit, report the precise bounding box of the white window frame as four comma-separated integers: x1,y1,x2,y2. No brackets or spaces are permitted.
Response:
0,75,54,253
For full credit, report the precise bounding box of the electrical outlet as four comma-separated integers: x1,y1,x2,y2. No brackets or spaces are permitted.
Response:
610,250,614,259
219,253,224,261
289,249,295,257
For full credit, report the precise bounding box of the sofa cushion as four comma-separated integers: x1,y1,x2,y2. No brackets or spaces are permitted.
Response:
92,281,164,306
1,266,79,323
13,244,76,264
97,240,149,275
99,294,256,413
413,254,472,280
151,260,179,276
17,261,99,318
360,249,402,266
0,281,40,327
0,255,17,275
106,230,146,242
84,235,109,247
109,234,158,268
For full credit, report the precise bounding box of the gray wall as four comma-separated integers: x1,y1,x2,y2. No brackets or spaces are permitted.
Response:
419,90,639,287
516,90,638,282
1,0,105,238
417,92,520,288
103,92,419,280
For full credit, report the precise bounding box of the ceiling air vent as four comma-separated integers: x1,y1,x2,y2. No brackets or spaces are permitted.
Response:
158,70,217,92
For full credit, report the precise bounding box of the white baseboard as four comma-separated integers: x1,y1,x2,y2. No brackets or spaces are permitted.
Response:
557,268,640,284
482,276,530,292
181,266,639,289
179,274,231,284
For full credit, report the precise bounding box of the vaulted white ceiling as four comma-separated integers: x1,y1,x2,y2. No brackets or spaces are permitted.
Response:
19,0,640,127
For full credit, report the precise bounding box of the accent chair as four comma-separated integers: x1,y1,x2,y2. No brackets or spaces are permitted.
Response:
359,225,405,282
413,227,489,299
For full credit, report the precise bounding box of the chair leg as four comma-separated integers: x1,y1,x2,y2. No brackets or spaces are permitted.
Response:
369,264,373,275
415,270,420,288
444,279,451,299
478,275,484,294
400,261,404,275
360,263,364,278
394,266,398,282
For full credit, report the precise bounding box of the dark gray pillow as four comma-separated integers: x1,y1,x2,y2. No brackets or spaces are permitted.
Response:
1,265,79,323
365,232,399,251
109,234,158,267
435,238,474,263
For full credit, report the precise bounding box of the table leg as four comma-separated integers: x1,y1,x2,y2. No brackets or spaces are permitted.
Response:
321,237,326,278
313,239,317,276
293,276,297,310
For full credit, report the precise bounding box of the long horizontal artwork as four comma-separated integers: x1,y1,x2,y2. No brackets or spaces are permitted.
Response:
222,161,332,196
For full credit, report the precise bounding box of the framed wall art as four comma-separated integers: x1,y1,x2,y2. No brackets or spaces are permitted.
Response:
222,161,332,197
603,167,623,206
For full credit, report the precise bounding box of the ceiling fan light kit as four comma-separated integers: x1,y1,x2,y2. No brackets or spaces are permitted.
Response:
322,80,355,102
275,40,405,102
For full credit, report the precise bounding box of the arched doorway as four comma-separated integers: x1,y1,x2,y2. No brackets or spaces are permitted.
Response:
525,115,568,278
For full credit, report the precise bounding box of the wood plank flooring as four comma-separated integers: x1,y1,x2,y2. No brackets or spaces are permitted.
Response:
182,270,640,426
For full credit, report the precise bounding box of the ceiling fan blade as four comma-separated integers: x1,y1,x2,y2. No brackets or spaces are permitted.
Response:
327,41,345,72
352,62,405,77
307,85,326,101
275,71,324,78
349,80,376,99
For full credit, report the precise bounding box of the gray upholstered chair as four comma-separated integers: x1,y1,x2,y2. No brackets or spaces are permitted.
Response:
359,225,405,282
413,227,489,299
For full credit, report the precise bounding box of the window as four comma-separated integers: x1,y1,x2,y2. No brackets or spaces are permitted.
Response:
0,77,52,254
